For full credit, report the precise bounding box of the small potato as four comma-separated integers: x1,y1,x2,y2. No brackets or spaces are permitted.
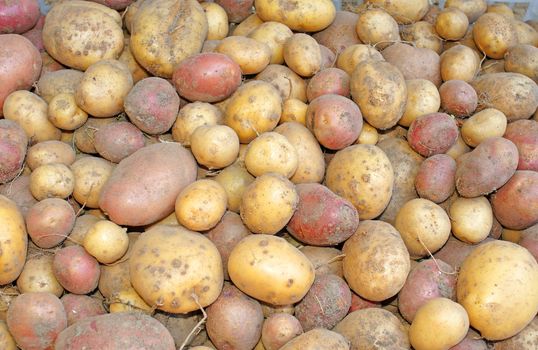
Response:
191,125,239,169
395,198,452,259
262,314,303,350
214,164,255,213
175,179,227,232
71,156,113,208
439,80,478,117
306,68,350,102
400,21,443,54
74,117,118,154
17,254,64,297
65,214,100,247
440,45,480,82
504,44,538,83
83,220,129,264
461,108,507,147
356,122,378,145
216,36,271,75
400,79,441,127
444,0,487,22
255,64,307,102
26,140,75,171
473,13,517,59
450,196,493,244
335,44,384,76
280,99,307,125
30,163,75,200
94,121,145,163
245,132,298,178
415,154,456,203
53,245,100,295
172,102,223,146
248,21,293,64
355,8,400,50
283,34,321,78
409,298,469,350
201,2,229,40
447,134,472,160
48,93,88,131
436,8,469,40
26,198,75,248
232,13,263,36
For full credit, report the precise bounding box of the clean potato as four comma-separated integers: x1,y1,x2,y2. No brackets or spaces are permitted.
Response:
400,79,441,127
366,0,429,24
83,220,129,264
279,99,308,126
461,108,507,147
450,196,493,244
190,125,239,169
244,132,298,178
48,93,88,131
254,0,335,32
283,34,321,78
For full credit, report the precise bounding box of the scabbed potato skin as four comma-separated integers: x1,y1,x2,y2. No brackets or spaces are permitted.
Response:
415,154,456,203
99,143,197,226
0,195,28,285
54,313,175,350
280,328,350,350
503,120,538,172
407,113,458,157
455,137,518,198
0,119,28,183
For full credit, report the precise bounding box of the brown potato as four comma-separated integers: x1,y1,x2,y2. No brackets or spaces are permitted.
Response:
335,44,384,76
280,328,349,350
36,69,83,104
312,11,361,55
504,44,538,83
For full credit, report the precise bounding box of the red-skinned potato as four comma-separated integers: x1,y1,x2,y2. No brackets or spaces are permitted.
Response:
349,293,380,313
312,11,361,55
89,0,134,10
61,294,106,326
306,68,350,102
94,121,145,163
0,0,40,34
0,119,28,184
0,175,36,218
53,245,100,295
503,119,538,171
439,80,478,117
407,113,458,157
520,224,538,262
287,183,359,246
415,154,456,203
26,198,75,249
215,0,253,23
262,313,303,350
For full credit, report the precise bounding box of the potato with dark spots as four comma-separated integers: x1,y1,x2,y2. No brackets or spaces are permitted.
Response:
280,328,350,350
17,254,64,297
415,154,456,203
407,112,458,157
382,43,442,87
0,119,28,184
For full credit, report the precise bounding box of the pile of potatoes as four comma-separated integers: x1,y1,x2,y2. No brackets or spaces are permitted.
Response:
0,0,538,349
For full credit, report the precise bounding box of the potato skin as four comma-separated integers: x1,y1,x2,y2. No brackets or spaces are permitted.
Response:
504,44,538,83
473,13,517,59
461,108,507,147
503,120,538,171
94,121,145,163
53,245,100,295
254,0,336,32
439,80,478,117
407,112,458,157
280,328,350,350
307,68,350,102
61,294,105,326
262,313,303,350
366,0,429,24
215,0,253,23
415,154,456,203
0,195,28,285
0,119,27,184
382,43,442,87
26,198,75,249
312,11,360,55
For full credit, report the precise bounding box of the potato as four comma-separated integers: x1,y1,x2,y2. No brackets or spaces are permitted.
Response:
461,108,507,147
504,44,538,83
400,21,442,54
94,121,145,163
47,93,88,131
153,310,208,347
283,33,321,78
450,196,492,244
248,21,293,65
3,90,61,144
504,119,538,171
129,0,207,78
215,36,271,75
350,60,407,130
400,79,441,127
408,113,458,157
83,220,128,264
254,0,335,32
493,316,538,350
482,58,506,74
335,44,384,76
53,245,100,294
73,117,117,154
61,294,105,326
17,254,63,297
214,164,255,213
280,99,308,125
0,119,28,184
312,11,360,55
42,1,123,70
281,328,349,349
30,163,75,200
356,8,400,50
415,154,456,203
191,125,239,169
262,313,303,350
233,13,263,36
228,234,314,305
201,2,229,40
244,132,296,178
342,220,410,301
444,0,486,23
300,246,343,278
356,122,378,145
26,198,75,248
118,38,150,84
36,69,83,104
206,284,264,350
436,8,469,40
440,45,480,82
215,0,253,23
326,144,394,220
410,298,469,350
473,13,517,59
512,20,538,47
224,81,282,144
457,240,538,340
71,156,113,208
255,64,307,102
175,179,227,231
172,102,223,146
395,198,451,259
0,320,16,350
439,80,478,117
307,68,350,102
334,308,409,349
366,0,429,24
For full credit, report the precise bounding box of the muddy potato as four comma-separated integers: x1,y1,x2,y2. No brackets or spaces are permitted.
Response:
48,93,88,131
436,7,469,40
461,108,507,147
233,13,263,36
335,44,384,76
83,220,129,264
473,13,517,59
191,125,239,169
17,254,63,297
300,246,343,278
440,45,480,82
70,156,113,208
400,79,441,127
29,163,74,200
245,132,298,178
444,0,486,22
255,64,307,102
366,0,429,24
504,44,538,83
450,196,492,244
201,2,229,40
355,8,400,50
283,34,321,78
400,21,443,54
228,234,315,305
36,69,83,104
311,10,361,55
216,36,271,75
254,0,335,32
248,21,293,65
26,198,75,248
214,164,255,213
262,313,303,350
280,99,308,125
26,141,75,171
73,117,118,154
172,102,223,146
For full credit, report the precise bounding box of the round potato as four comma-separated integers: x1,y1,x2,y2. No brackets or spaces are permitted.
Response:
473,13,517,59
227,234,315,305
440,44,480,82
450,196,493,244
172,102,223,146
461,108,507,147
255,64,307,102
435,7,469,40
356,122,379,145
248,21,293,65
48,93,88,131
444,0,487,22
504,44,538,83
216,36,271,75
30,163,75,200
400,79,441,127
26,198,75,249
254,0,335,32
400,21,442,54
201,2,229,40
214,164,255,213
17,255,63,297
26,141,75,171
245,132,298,178
283,34,321,78
355,8,400,50
83,220,129,264
191,125,239,169
70,156,113,208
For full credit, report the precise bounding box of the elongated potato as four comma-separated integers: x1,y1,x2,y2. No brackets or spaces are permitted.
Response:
254,0,335,32
461,108,507,147
216,36,271,75
336,44,384,76
440,44,480,82
283,34,321,78
356,8,400,50
0,195,27,285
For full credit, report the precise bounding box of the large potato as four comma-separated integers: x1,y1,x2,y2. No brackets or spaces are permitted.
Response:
457,240,538,340
254,0,335,32
473,13,517,59
227,234,315,305
0,195,27,285
366,0,429,24
129,225,223,313
440,44,481,82
36,69,83,103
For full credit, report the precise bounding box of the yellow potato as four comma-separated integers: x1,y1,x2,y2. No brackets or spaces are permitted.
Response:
118,39,150,84
254,0,335,32
501,228,522,243
201,2,229,40
216,36,271,75
36,69,84,104
279,329,349,350
175,179,227,231
129,225,223,313
446,134,471,160
450,196,493,244
245,132,298,178
240,173,298,235
473,13,517,59
444,0,487,22
366,0,430,24
504,44,538,83
64,214,100,247
256,64,307,102
336,44,384,76
26,140,76,171
30,163,75,200
355,122,379,145
227,234,315,305
400,21,443,54
487,3,514,18
440,44,481,82
172,102,223,147
83,220,129,264
326,144,394,220
0,320,17,350
191,125,239,169
248,21,293,65
108,288,152,314
435,7,469,40
283,34,321,78
48,93,88,131
355,8,400,50
457,240,538,340
0,195,27,285
279,99,307,126
233,13,264,36
71,156,114,208
400,79,441,127
16,254,63,297
409,298,469,350
512,20,538,47
461,108,507,147
214,164,255,213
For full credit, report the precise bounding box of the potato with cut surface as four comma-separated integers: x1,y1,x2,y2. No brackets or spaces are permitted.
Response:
214,164,254,213
172,102,223,146
461,108,507,147
399,79,440,127
191,125,239,170
254,0,335,32
356,8,400,50
215,36,271,75
283,33,321,78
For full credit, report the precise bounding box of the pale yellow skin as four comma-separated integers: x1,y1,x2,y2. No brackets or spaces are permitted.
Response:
256,64,307,102
30,163,75,200
64,214,100,247
108,288,152,313
446,134,471,160
457,241,538,340
201,2,229,40
356,122,379,145
279,329,349,350
504,44,538,83
261,303,295,318
283,34,321,78
254,0,335,32
214,164,255,213
0,321,17,350
248,22,293,65
224,81,282,144
355,9,400,50
0,196,27,285
336,44,385,76
26,140,76,171
512,20,538,47
3,90,61,143
84,220,129,264
227,234,314,305
394,198,451,259
366,0,430,24
444,0,487,23
172,102,223,147
450,196,493,244
461,108,507,147
48,93,88,130
42,0,124,71
440,45,480,82
240,173,298,235
473,13,517,59
71,156,114,208
410,298,469,350
436,8,469,40
400,21,443,54
118,40,150,84
400,79,441,127
342,220,410,301
216,36,272,75
274,122,325,184
129,225,223,313
280,99,307,126
75,59,133,118
36,69,84,103
245,132,298,178
233,13,264,36
145,212,180,231
191,125,239,169
487,3,514,18
16,255,63,297
175,179,228,232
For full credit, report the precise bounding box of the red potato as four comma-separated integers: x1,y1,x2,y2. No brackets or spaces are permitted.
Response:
450,329,488,350
54,313,175,350
262,314,303,350
39,52,64,78
287,183,359,246
0,0,40,34
520,224,538,264
349,293,380,313
0,34,42,116
433,236,494,271
503,119,538,172
415,154,457,203
172,52,242,103
7,292,67,350
94,121,145,163
491,170,538,230
306,68,350,102
306,94,363,150
215,0,253,23
26,198,76,249
0,175,37,218
407,113,459,157
61,294,105,326
0,119,28,184
88,0,134,10
312,11,361,55
319,45,336,70
53,245,100,295
124,77,180,135
22,27,43,51
439,80,478,117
